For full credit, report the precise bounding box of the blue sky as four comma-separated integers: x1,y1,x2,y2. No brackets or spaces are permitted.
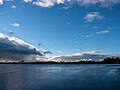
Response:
0,0,120,56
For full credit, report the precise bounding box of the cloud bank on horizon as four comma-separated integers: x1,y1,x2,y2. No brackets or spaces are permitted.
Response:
47,52,120,62
0,33,51,62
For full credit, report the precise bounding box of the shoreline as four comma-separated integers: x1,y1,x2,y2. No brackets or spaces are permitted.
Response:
0,62,120,64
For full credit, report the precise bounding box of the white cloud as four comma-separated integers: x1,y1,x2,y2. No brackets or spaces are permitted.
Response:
57,50,63,53
0,33,51,62
11,5,16,9
23,0,32,3
83,50,102,54
76,0,120,7
33,0,120,8
44,50,120,62
0,0,3,5
10,22,20,27
99,0,120,7
84,12,104,22
47,52,109,62
72,50,102,56
33,0,64,7
96,30,109,34
0,33,42,54
85,34,93,38
0,0,120,7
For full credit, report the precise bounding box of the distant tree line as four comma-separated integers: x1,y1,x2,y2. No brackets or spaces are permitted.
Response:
0,57,120,64
101,57,120,64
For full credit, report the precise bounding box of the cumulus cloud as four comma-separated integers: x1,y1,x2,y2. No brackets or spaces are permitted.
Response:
23,0,32,3
96,30,109,34
0,0,3,5
47,53,108,62
53,54,120,62
0,0,14,5
33,0,64,7
47,50,120,62
0,33,51,62
84,12,104,22
10,22,20,27
46,50,104,62
1,0,120,7
31,0,120,8
11,5,16,9
76,0,120,7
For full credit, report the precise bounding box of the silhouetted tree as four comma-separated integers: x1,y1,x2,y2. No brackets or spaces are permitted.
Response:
102,57,120,64
21,60,24,63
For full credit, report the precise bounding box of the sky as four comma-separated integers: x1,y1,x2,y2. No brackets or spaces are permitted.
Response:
0,0,120,59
